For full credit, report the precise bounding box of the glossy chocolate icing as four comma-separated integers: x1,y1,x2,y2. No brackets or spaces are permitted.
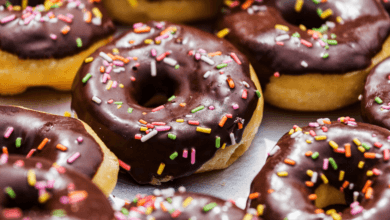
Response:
0,0,115,59
0,156,114,220
248,119,390,219
0,105,104,179
383,0,390,13
218,0,390,84
71,21,260,184
361,57,390,129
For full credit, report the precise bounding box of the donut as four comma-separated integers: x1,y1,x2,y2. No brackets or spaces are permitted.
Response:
0,0,115,95
217,0,390,111
71,21,264,184
102,0,223,25
247,117,390,219
0,105,119,196
0,155,115,220
382,0,390,13
112,187,257,220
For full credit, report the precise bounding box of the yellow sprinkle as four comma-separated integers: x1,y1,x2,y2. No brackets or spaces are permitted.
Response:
321,174,329,184
112,48,119,54
140,127,148,131
22,0,28,9
44,0,53,10
38,192,51,203
63,111,72,117
299,24,307,31
331,212,342,220
216,28,230,38
144,39,153,44
222,143,226,149
13,5,21,11
155,40,161,45
295,0,304,12
329,141,338,149
307,170,313,177
275,24,289,32
145,206,153,215
357,146,365,153
117,105,122,109
196,127,211,134
27,170,36,186
339,170,345,181
106,80,113,90
295,127,302,132
289,129,294,135
326,209,337,215
119,84,124,88
85,57,94,63
336,16,344,24
176,119,184,123
277,171,288,177
243,214,253,220
127,0,138,7
257,204,265,216
92,7,102,18
358,161,365,169
320,9,333,19
367,170,373,177
353,138,361,146
315,136,327,141
182,197,193,208
306,140,312,144
304,132,310,135
157,163,165,175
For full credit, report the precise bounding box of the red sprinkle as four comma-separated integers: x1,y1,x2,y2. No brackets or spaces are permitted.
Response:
301,39,313,47
188,121,200,126
274,72,280,77
276,41,284,46
152,105,165,112
374,142,383,148
135,134,142,140
226,114,233,119
119,160,131,171
230,52,242,65
26,149,36,159
309,130,316,137
152,122,166,126
321,126,328,132
242,89,248,99
384,149,389,161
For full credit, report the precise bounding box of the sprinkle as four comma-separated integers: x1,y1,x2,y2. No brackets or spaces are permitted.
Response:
196,127,211,134
5,187,16,199
353,138,361,146
358,161,365,169
191,148,196,164
67,152,81,164
328,141,338,149
85,57,94,63
301,60,308,68
227,77,235,88
312,152,319,159
183,197,193,208
150,60,157,77
362,143,371,150
127,108,133,113
203,71,212,78
315,136,327,141
92,7,102,18
384,149,389,161
157,163,165,175
176,119,184,123
99,52,113,62
4,127,13,138
188,121,199,125
2,208,22,218
200,56,215,65
300,39,313,47
362,180,372,193
277,171,288,177
320,8,333,19
308,194,317,200
51,209,66,217
134,26,151,33
249,192,259,199
358,146,365,153
217,63,228,69
15,137,22,148
230,133,236,145
295,0,304,12
82,73,92,83
323,158,329,170
275,34,290,42
118,160,131,171
284,158,296,166
321,174,329,184
191,106,205,113
217,28,230,38
168,133,176,140
141,130,158,142
219,116,228,127
27,170,36,186
168,95,176,102
329,157,338,170
377,97,385,104
242,89,248,99
256,90,262,98
1,14,16,24
275,24,289,32
152,105,164,112
305,151,313,156
56,144,67,151
1,147,7,155
364,152,376,159
163,57,178,66
203,202,218,212
183,149,188,158
170,152,178,160
327,39,338,45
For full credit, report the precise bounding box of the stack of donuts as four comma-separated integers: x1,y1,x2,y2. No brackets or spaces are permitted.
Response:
3,0,390,219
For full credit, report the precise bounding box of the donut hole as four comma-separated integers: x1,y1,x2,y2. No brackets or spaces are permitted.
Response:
7,0,45,7
314,184,347,211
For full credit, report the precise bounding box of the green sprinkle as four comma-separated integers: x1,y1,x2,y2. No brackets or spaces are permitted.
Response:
216,137,221,148
76,38,82,48
127,108,133,113
168,133,177,140
168,95,176,102
133,197,138,203
5,187,16,199
328,157,338,170
256,90,262,98
5,1,11,7
327,39,338,45
167,197,173,204
121,208,129,216
312,0,320,4
317,8,323,16
325,45,329,50
203,202,218,212
313,26,327,33
331,33,337,39
191,105,205,113
375,97,383,104
170,152,178,160
82,73,92,83
362,143,371,151
312,152,319,160
322,53,329,59
50,4,59,8
51,209,66,217
175,65,180,69
216,63,228,69
168,209,175,214
292,32,301,38
114,101,123,105
15,137,22,148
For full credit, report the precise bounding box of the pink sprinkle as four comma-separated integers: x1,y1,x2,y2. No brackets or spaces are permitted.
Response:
60,196,69,204
113,60,124,66
351,206,363,215
115,212,126,220
35,181,47,190
198,49,206,53
131,76,136,81
226,114,233,118
112,81,118,88
135,134,142,140
155,34,169,41
107,99,114,104
191,148,196,164
0,154,8,164
151,48,157,57
47,179,55,188
152,105,164,112
77,136,83,143
155,126,171,131
318,40,326,47
36,162,42,169
183,149,188,158
4,127,13,138
382,105,390,110
67,183,75,191
195,53,201,60
372,168,381,176
309,122,319,127
58,14,72,23
232,104,239,109
146,124,154,129
230,53,242,65
223,59,233,63
26,149,36,159
50,34,57,40
276,41,284,46
67,152,81,164
334,148,345,154
66,13,74,19
1,14,16,24
350,201,359,208
384,149,389,161
133,22,143,29
274,72,280,77
323,158,329,170
24,14,35,25
103,60,110,66
152,122,166,126
106,65,112,74
101,74,109,83
208,106,215,110
372,134,377,137
156,22,164,29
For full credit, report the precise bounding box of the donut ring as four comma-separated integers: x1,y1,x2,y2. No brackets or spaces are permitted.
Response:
0,155,115,220
248,118,390,219
218,0,390,111
0,105,119,196
0,0,115,94
71,21,264,184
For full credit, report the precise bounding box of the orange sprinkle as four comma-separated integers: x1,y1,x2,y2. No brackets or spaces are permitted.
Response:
2,146,8,155
227,78,235,88
107,53,115,60
180,103,186,107
364,152,376,159
61,25,70,35
284,158,296,166
133,57,138,61
315,209,324,214
305,181,314,187
365,187,373,199
219,116,228,127
345,143,351,158
249,192,260,199
84,11,92,23
238,122,243,129
160,202,168,212
56,144,67,151
160,26,176,36
323,120,331,124
134,26,151,33
305,151,313,157
100,66,105,73
139,119,147,125
362,180,372,193
137,198,147,206
308,194,317,200
267,189,274,194
208,51,222,57
129,40,135,44
342,181,349,189
241,0,254,9
37,138,49,150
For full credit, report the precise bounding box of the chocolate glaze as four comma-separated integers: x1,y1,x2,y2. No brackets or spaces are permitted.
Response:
0,105,104,179
382,0,390,14
217,0,390,85
71,21,260,184
0,0,115,59
0,156,114,220
361,57,390,129
248,120,390,219
116,190,248,220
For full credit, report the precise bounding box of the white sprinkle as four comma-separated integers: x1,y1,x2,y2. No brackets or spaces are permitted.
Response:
153,189,161,196
163,57,177,66
113,67,125,73
301,61,308,68
326,21,335,28
317,118,330,125
18,20,24,26
0,6,4,11
290,130,302,138
203,71,212,79
67,2,77,9
349,183,354,190
275,34,290,42
141,130,158,142
353,191,359,202
242,81,250,88
268,145,280,156
92,17,101,26
161,188,175,197
151,60,157,77
178,186,186,193
358,94,363,101
109,195,126,211
186,115,193,118
247,8,254,14
48,18,58,23
376,153,383,159
200,55,215,65
34,13,41,21
99,52,112,62
78,3,85,9
311,172,318,183
230,133,236,145
92,96,101,104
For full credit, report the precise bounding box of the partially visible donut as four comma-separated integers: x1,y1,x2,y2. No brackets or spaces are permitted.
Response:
0,105,119,196
71,21,264,184
217,0,390,111
247,118,390,219
0,155,115,220
0,0,115,94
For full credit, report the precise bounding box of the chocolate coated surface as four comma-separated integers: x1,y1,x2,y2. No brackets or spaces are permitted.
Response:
71,22,259,184
248,121,390,219
0,0,115,59
0,105,103,179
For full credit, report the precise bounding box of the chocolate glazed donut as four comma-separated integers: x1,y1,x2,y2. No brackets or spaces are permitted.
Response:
217,0,390,111
0,105,119,196
71,21,264,184
0,156,115,220
248,118,390,219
